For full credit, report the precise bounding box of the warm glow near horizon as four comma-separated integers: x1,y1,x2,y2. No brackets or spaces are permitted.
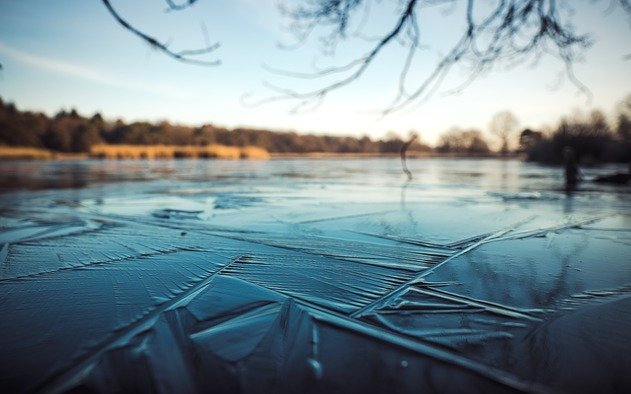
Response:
1,0,630,146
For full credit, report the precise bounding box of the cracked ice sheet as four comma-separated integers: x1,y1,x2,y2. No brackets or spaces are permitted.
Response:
368,218,631,391
0,248,236,391
2,158,631,393
38,275,527,393
0,219,244,280
423,224,631,310
287,202,536,246
222,254,415,313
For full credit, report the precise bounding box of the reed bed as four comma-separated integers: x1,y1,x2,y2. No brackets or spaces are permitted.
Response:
90,144,269,160
0,147,55,159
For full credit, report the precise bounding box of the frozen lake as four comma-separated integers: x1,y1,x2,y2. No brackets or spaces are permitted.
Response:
1,158,630,393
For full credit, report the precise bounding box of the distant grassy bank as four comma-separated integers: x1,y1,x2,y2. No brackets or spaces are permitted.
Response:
90,144,269,159
3,146,516,161
0,145,522,160
0,145,270,160
0,146,57,159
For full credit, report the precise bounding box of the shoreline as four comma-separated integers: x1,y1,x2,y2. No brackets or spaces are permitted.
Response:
0,146,525,161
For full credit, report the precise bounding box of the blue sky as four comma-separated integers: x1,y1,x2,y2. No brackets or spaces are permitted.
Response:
0,0,630,146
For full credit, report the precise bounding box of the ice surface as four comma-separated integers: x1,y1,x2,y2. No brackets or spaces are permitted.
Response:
1,158,630,393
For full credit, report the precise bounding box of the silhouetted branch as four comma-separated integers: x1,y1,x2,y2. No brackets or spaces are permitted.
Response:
164,0,199,12
100,0,629,110
261,0,419,110
102,0,220,66
260,0,623,113
618,0,631,15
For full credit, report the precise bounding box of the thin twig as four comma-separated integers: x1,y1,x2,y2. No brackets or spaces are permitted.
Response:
102,0,220,66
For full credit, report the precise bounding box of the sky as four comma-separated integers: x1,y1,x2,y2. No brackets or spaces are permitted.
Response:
0,0,630,146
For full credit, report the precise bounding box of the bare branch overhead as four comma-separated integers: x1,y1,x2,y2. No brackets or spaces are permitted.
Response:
164,0,199,12
100,0,630,111
102,0,220,66
266,0,615,113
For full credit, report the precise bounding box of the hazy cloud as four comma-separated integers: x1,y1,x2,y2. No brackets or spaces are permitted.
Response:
0,41,186,99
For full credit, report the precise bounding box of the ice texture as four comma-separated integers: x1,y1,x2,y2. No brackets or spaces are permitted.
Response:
1,158,630,393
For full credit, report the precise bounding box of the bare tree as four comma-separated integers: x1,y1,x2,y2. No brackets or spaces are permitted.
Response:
437,127,490,154
489,110,519,154
616,94,631,139
99,0,631,111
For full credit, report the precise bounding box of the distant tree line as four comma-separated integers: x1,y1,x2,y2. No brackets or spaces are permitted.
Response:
0,98,432,154
520,95,631,165
2,95,630,162
435,128,491,155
